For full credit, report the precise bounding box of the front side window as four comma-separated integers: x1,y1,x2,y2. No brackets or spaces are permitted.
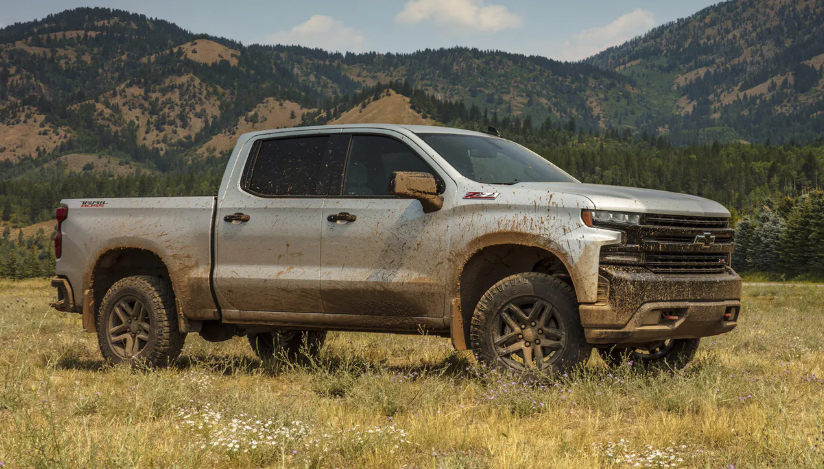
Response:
418,133,577,184
245,136,329,196
342,135,437,196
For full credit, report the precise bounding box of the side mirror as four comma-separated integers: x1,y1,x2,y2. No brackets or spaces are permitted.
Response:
389,171,444,213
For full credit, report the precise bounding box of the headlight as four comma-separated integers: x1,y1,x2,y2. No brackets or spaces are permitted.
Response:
582,210,642,227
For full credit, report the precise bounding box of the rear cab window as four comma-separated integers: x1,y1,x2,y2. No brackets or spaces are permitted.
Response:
242,136,330,196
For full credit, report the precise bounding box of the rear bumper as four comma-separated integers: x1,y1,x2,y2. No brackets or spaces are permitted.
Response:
50,276,78,313
579,266,741,345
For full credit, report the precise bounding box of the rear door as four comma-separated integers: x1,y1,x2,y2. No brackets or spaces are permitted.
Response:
320,131,452,319
214,133,340,314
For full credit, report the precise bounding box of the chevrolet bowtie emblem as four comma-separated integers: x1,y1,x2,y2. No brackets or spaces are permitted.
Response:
694,232,716,248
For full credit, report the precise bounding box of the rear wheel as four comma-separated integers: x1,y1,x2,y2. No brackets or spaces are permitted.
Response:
599,338,700,370
248,330,326,362
470,272,590,375
97,275,186,367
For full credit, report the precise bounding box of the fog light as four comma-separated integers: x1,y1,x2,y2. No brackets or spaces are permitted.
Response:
641,311,661,326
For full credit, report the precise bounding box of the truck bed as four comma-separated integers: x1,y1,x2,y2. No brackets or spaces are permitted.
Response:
56,197,218,321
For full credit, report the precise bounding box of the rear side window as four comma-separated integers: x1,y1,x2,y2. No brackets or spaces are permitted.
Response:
342,135,437,196
244,136,329,196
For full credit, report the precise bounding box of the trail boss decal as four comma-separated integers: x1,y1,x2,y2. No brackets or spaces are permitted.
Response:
463,191,499,200
80,200,107,208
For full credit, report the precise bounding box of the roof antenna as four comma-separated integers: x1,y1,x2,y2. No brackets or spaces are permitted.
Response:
486,126,500,137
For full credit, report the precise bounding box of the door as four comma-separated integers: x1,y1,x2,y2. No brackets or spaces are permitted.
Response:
321,133,451,318
214,134,334,314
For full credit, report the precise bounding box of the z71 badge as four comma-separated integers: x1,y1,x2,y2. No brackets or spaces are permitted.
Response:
463,191,500,200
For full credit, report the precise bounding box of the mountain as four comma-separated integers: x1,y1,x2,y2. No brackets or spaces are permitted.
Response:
0,1,823,171
586,0,824,144
0,6,634,169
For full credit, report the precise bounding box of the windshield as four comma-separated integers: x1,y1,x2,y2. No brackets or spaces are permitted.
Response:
418,133,577,184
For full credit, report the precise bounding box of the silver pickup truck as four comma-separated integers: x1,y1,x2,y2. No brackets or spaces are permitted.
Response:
50,124,741,373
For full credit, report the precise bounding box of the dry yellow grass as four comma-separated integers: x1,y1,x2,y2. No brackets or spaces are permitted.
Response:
78,74,222,153
0,281,822,468
197,99,307,157
45,153,148,177
174,40,240,67
804,53,824,69
0,221,56,238
615,59,642,72
675,96,697,116
0,107,71,162
141,40,240,67
329,90,435,126
673,67,711,88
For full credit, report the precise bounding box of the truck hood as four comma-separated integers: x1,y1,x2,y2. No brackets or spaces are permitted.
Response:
516,182,730,217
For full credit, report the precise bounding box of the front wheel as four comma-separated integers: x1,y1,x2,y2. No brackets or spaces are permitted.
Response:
598,338,700,370
96,275,187,367
470,272,591,374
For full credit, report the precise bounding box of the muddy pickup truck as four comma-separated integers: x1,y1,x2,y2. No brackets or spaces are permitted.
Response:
50,124,741,372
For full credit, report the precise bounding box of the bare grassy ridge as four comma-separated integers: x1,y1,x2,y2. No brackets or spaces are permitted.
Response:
0,280,823,468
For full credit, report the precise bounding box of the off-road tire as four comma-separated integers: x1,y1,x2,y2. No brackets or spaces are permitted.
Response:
248,330,327,362
599,338,700,370
470,272,591,375
96,275,187,367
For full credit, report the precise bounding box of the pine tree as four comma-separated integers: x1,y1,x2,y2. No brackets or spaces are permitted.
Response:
25,248,41,278
1,200,10,221
779,196,812,276
805,192,824,275
751,209,785,273
732,217,753,271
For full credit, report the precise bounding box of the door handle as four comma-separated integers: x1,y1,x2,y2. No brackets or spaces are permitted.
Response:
224,212,251,223
327,212,357,223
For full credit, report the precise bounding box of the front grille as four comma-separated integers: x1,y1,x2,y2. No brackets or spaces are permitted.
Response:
646,233,734,244
644,214,729,229
646,253,729,274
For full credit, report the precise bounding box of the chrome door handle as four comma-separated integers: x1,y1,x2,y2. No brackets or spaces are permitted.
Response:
224,212,251,222
327,212,356,223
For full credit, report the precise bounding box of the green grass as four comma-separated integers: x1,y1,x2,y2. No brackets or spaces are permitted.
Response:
1,280,823,468
740,272,824,284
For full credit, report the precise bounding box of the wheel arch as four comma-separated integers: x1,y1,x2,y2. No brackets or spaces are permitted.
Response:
83,247,174,332
451,236,578,351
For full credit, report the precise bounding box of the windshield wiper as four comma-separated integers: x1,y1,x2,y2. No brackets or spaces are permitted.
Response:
487,181,519,185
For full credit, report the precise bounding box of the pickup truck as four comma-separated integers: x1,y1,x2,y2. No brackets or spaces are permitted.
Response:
50,124,741,372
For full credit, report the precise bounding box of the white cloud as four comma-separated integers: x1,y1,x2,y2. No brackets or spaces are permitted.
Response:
265,15,365,53
555,9,655,61
395,0,522,33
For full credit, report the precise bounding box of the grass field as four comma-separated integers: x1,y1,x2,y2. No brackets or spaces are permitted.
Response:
1,280,823,468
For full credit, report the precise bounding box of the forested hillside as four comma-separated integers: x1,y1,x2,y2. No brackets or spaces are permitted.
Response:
2,3,824,278
4,80,824,279
1,1,823,161
588,0,824,145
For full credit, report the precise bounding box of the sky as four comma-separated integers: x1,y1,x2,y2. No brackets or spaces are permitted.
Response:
0,0,720,61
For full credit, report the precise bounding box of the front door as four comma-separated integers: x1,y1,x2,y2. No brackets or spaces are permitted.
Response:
214,134,332,314
320,132,451,318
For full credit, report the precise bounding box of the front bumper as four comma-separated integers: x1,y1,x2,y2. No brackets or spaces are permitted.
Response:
579,266,741,345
